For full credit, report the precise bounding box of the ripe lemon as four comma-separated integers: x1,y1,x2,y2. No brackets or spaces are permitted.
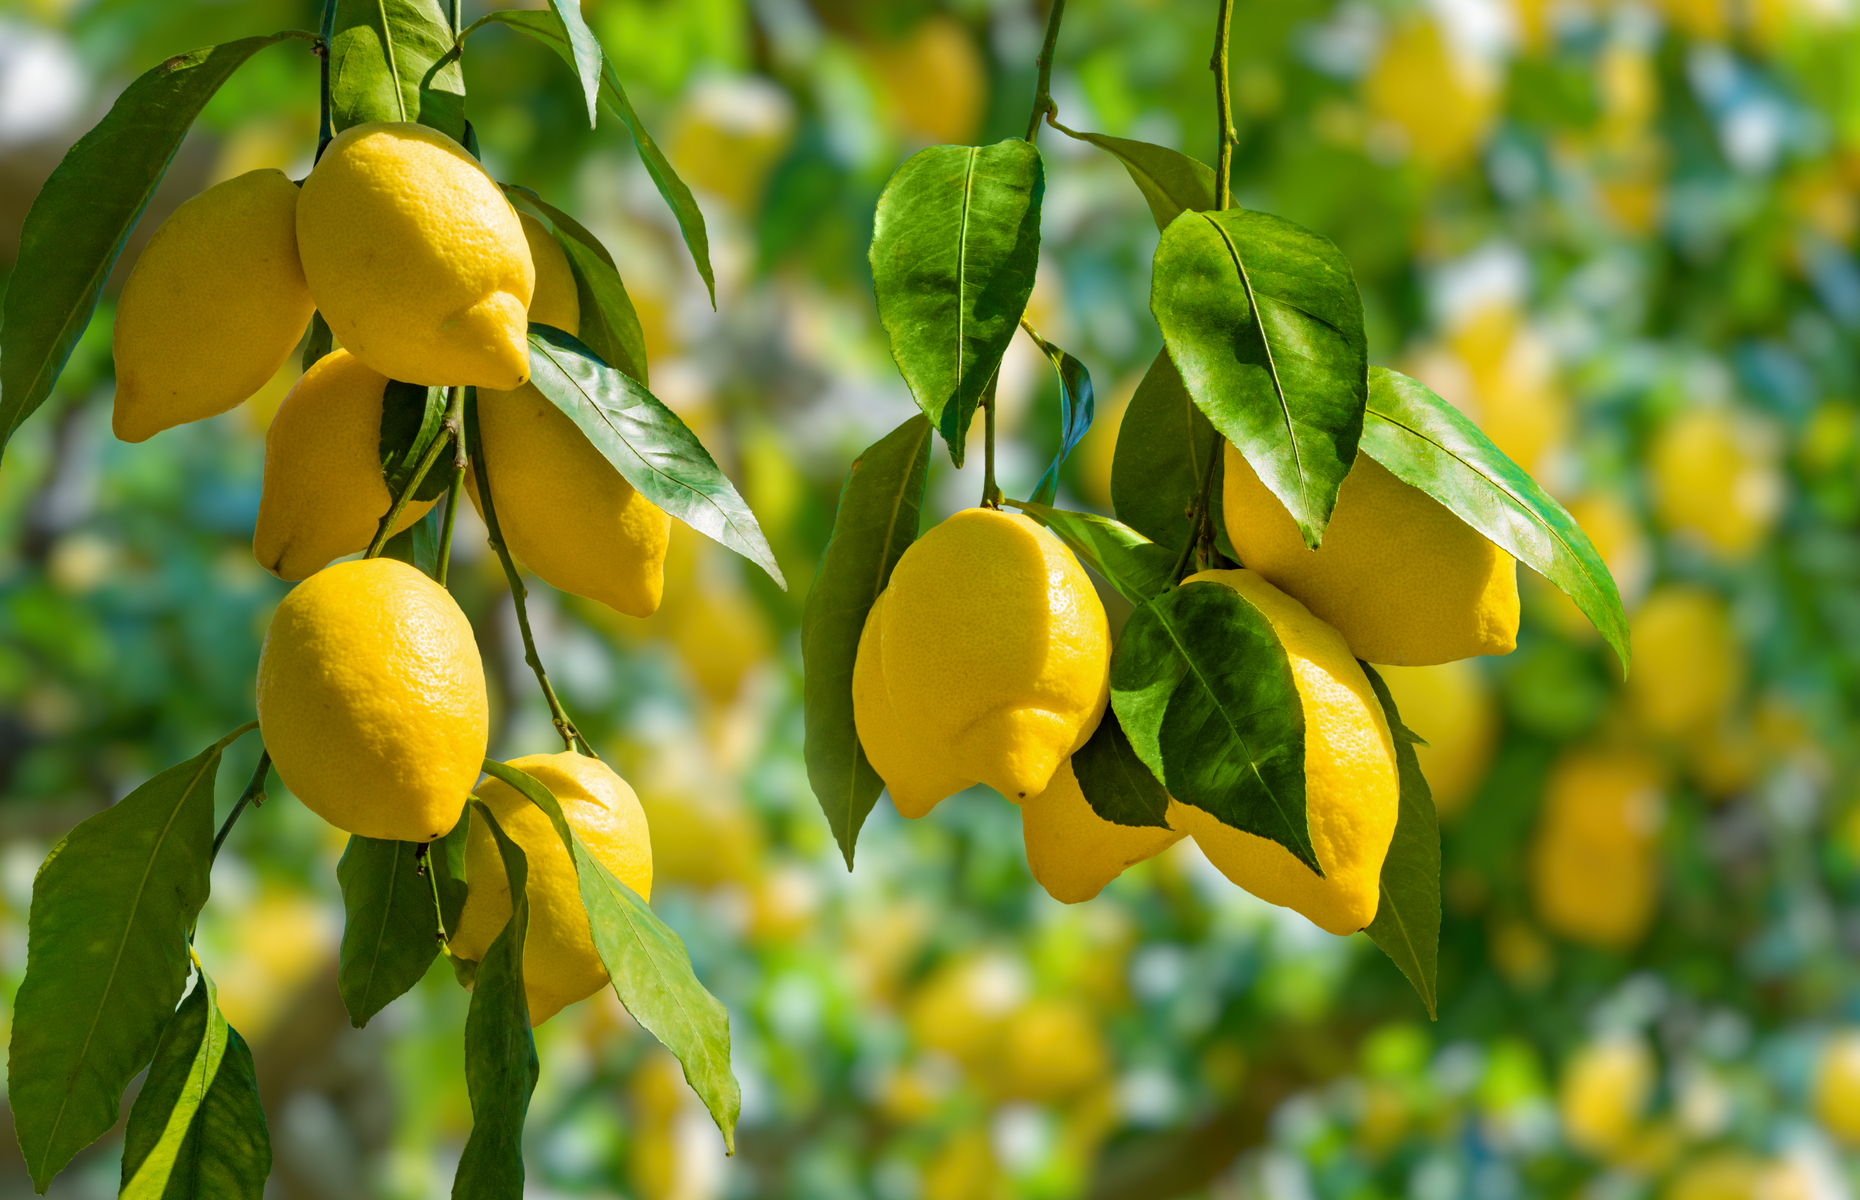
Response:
297,122,534,389
990,997,1109,1101
1560,1037,1654,1157
1650,406,1783,560
256,558,487,842
1019,759,1183,903
1813,1032,1860,1146
517,211,579,335
1376,660,1497,819
450,751,653,1025
1529,747,1664,949
112,168,314,443
852,508,1111,813
1364,19,1497,170
908,953,1027,1067
1165,569,1398,935
1627,586,1742,737
1222,443,1519,666
253,349,437,581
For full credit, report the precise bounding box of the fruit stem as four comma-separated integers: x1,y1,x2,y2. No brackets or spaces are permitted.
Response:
1213,0,1236,211
463,390,596,758
421,841,453,951
1024,0,1067,143
315,0,335,163
980,373,1003,510
1173,436,1221,582
211,751,271,866
364,400,454,561
435,386,466,588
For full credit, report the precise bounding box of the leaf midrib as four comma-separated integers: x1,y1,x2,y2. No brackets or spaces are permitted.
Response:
372,0,410,123
953,147,979,402
1202,213,1304,508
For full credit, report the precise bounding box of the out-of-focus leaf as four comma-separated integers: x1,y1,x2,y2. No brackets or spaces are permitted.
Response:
1022,324,1094,505
1011,501,1175,606
1361,664,1441,1020
1050,122,1216,230
1071,713,1172,830
329,0,466,141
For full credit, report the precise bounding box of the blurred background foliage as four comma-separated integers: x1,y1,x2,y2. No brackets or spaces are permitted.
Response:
2,0,1860,1196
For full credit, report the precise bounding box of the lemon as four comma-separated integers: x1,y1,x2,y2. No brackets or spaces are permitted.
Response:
252,349,437,581
256,558,487,842
450,751,653,1025
1666,1155,1805,1200
666,586,774,704
923,1127,1003,1200
852,508,1111,814
1650,406,1784,560
991,998,1109,1101
297,121,534,389
112,169,314,443
1559,1037,1654,1157
1814,1032,1860,1146
1223,443,1519,666
1364,19,1497,169
1166,569,1399,935
1019,759,1183,903
1529,747,1664,949
518,211,579,335
1627,586,1743,737
1376,661,1497,819
908,953,1026,1068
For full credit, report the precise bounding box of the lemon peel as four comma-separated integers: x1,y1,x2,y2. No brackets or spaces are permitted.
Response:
1020,759,1182,903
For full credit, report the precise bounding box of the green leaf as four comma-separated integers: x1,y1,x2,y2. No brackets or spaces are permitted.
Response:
802,414,933,867
8,728,247,1190
544,0,602,128
1070,713,1172,830
482,760,740,1152
1049,122,1215,231
524,325,784,589
1022,325,1094,506
379,381,450,503
0,33,304,461
1009,501,1175,606
120,971,271,1200
1110,582,1316,870
869,140,1044,465
1360,664,1441,1020
302,313,334,373
336,833,461,1028
468,10,715,303
1109,351,1232,558
453,803,537,1200
329,0,467,142
1151,208,1367,547
1362,367,1631,673
502,185,651,386
382,504,443,578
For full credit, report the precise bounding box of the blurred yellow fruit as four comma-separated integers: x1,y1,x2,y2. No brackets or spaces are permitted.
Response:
666,586,774,705
1424,306,1570,479
518,210,579,335
909,954,1027,1068
923,1126,1006,1200
1652,0,1728,39
853,508,1111,813
637,788,759,889
257,558,487,842
666,77,795,211
1167,569,1399,935
112,168,313,443
1020,758,1183,903
1364,20,1497,169
1650,407,1784,560
1530,747,1665,949
298,122,534,389
1628,586,1743,737
1665,1153,1806,1200
209,888,334,1042
992,998,1109,1101
1376,661,1498,818
628,1051,688,1200
451,751,653,1025
253,349,436,580
1224,444,1518,666
1560,1037,1655,1157
1813,1031,1860,1145
862,16,987,146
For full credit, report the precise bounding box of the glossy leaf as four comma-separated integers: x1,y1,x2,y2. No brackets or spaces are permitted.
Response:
1050,122,1215,230
1022,324,1095,505
120,972,270,1200
1152,207,1367,546
544,0,602,127
378,381,450,503
1110,350,1231,557
803,414,933,867
453,803,537,1200
329,0,467,141
503,185,651,386
483,760,740,1151
1363,367,1631,673
301,313,334,372
0,33,303,460
382,505,443,578
336,831,464,1028
525,325,783,587
869,140,1044,465
1110,582,1316,869
1071,713,1172,830
1361,665,1441,1020
1010,501,1175,606
9,729,245,1190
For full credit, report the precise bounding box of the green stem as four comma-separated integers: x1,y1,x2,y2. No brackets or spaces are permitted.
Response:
1213,0,1235,210
980,374,1002,510
211,751,270,866
1024,0,1068,142
1172,437,1221,582
315,0,335,162
420,841,452,951
364,395,456,561
434,386,466,587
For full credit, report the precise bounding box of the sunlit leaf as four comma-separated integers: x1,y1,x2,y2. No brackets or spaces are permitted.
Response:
1050,122,1216,230
329,0,466,141
336,829,465,1028
1010,501,1175,606
1361,664,1441,1019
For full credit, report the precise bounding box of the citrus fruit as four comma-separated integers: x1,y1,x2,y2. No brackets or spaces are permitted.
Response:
1559,1037,1654,1157
1650,406,1783,561
1815,1032,1860,1146
112,168,313,443
256,558,488,842
518,210,579,335
990,997,1109,1102
450,751,653,1025
1364,18,1497,169
297,121,534,389
1165,569,1399,935
1529,746,1665,949
252,349,437,581
852,508,1111,814
908,953,1027,1068
1627,586,1743,737
1376,660,1497,819
1019,759,1183,903
1223,443,1519,666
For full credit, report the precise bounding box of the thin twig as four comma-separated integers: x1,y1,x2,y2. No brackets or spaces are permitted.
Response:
1024,0,1068,142
315,0,335,162
1172,437,1222,583
1212,0,1236,211
980,373,1003,510
434,386,466,586
364,390,458,561
211,751,271,865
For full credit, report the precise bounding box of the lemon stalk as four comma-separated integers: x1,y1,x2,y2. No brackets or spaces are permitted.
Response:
980,374,1001,510
364,384,464,561
314,0,334,161
210,750,272,865
1024,0,1067,143
434,386,468,587
1212,0,1236,212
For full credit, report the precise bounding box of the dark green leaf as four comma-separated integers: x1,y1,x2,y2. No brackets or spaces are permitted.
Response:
1022,324,1094,506
524,325,784,589
0,33,304,460
1361,664,1441,1019
453,803,537,1200
1152,208,1367,546
1109,351,1234,559
1010,501,1175,606
121,971,270,1200
382,504,443,578
301,313,334,372
337,834,453,1027
329,0,466,142
482,760,740,1152
379,381,450,502
1050,121,1215,231
869,140,1044,465
802,414,933,867
9,728,246,1190
1071,713,1172,829
1363,367,1630,673
503,187,652,386
1110,582,1316,869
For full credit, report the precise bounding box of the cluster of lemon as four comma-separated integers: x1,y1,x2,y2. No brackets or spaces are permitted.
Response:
853,442,1519,935
108,120,672,1025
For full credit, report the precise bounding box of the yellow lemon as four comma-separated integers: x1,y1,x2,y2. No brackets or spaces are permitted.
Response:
635,787,760,888
1223,443,1519,666
991,998,1109,1102
112,169,314,443
666,586,774,704
1560,1038,1655,1157
853,508,1111,813
256,558,487,842
517,211,579,335
1650,407,1784,560
861,15,987,146
1529,747,1665,949
253,349,437,581
908,953,1027,1068
923,1127,1004,1200
1166,569,1399,935
1813,1031,1860,1146
1364,19,1498,170
1019,758,1183,903
1627,586,1743,737
450,751,653,1025
1376,661,1497,819
297,122,533,389
1666,1155,1804,1200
